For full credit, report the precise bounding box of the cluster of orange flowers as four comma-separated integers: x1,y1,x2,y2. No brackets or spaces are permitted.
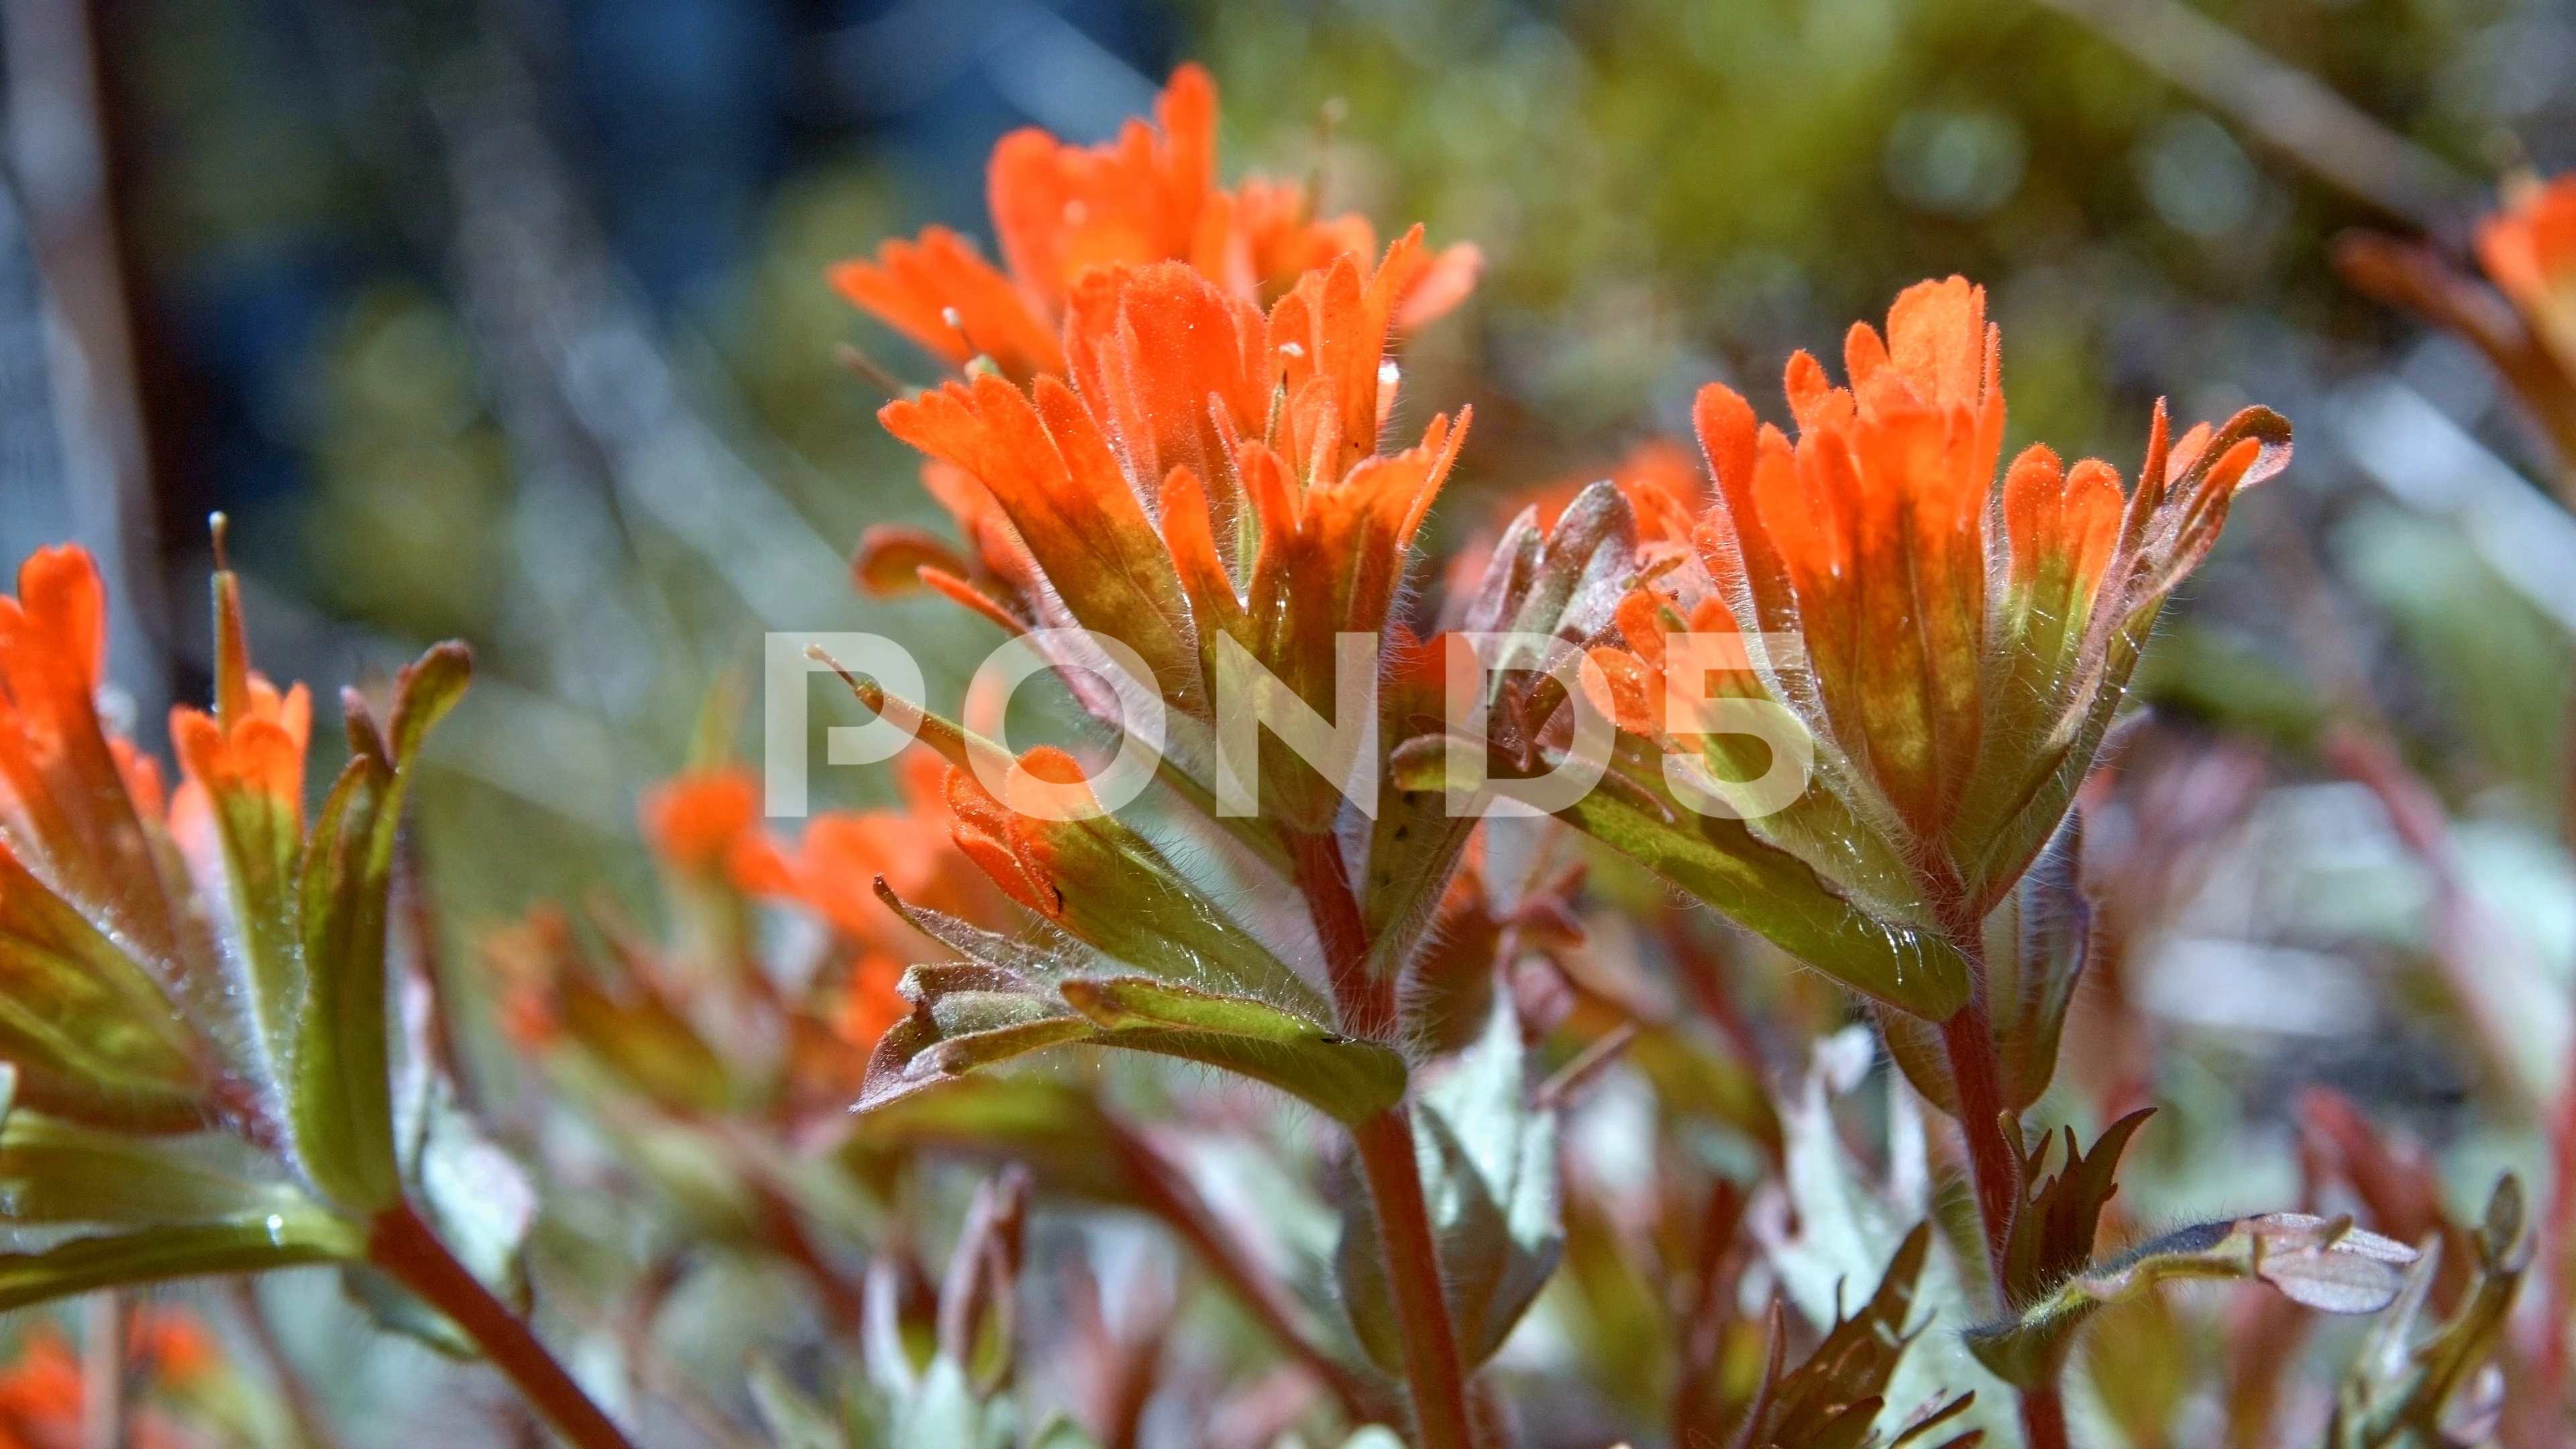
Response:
488,750,1002,1114
524,64,2298,1087
0,1308,216,1449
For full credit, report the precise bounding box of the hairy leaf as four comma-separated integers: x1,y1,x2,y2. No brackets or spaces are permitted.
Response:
860,956,1407,1126
0,1112,313,1227
0,845,206,1132
0,1211,362,1311
2002,1109,2154,1307
1397,735,1974,1019
288,643,469,1214
1969,1212,2417,1389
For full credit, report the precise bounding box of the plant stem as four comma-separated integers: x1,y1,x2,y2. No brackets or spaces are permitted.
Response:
1290,829,1474,1449
1291,830,1392,1040
2019,1383,2072,1449
1352,1107,1477,1449
1936,1000,2019,1284
1936,908,2065,1449
367,1205,637,1449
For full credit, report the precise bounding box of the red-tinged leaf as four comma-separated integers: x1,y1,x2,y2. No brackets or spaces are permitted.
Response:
289,642,470,1213
1969,1211,2416,1390
386,642,472,768
2000,1108,2155,1307
1727,1224,1968,1449
0,845,205,1131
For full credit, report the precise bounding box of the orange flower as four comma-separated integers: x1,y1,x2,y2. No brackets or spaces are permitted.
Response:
168,564,313,851
877,246,1468,830
639,768,761,878
828,953,909,1061
0,1331,80,1444
729,750,999,958
2477,172,2576,376
125,1308,216,1387
1497,439,1708,549
1628,278,2287,909
830,64,1478,384
0,548,191,947
2336,174,2576,491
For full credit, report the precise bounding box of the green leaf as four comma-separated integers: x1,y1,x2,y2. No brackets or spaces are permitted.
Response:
1336,998,1560,1373
339,1262,478,1358
1060,976,1408,1124
0,845,206,1132
1884,815,2088,1114
845,1073,1138,1207
386,642,474,764
865,688,1327,1019
290,750,401,1210
0,1112,315,1226
0,1211,362,1311
859,949,1407,1127
287,645,468,1214
1400,739,1973,1019
1968,1211,2418,1389
409,1083,535,1306
1027,1413,1104,1449
2330,1175,2530,1448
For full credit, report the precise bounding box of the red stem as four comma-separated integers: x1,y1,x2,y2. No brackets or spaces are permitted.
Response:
1351,1107,1477,1449
1293,830,1391,1040
368,1206,637,1449
1937,1000,2019,1285
1291,830,1473,1449
2019,1383,2072,1449
1933,906,2065,1449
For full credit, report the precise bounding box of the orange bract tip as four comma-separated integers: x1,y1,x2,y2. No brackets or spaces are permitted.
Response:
169,676,312,811
11,545,107,690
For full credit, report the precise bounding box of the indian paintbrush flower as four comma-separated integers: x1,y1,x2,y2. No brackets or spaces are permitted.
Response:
2334,171,2576,498
829,64,1477,384
1582,277,2288,1002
